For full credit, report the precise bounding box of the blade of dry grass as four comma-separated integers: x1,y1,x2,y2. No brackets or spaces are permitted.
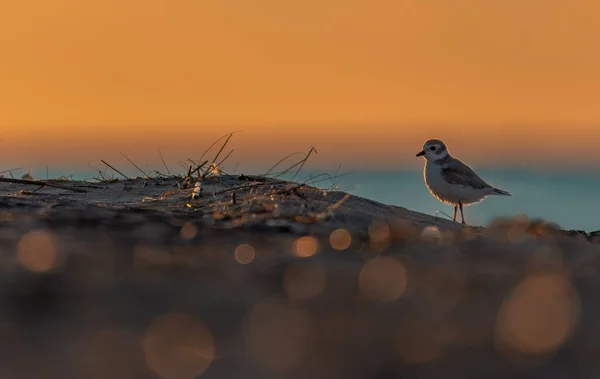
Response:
435,210,453,221
120,152,148,177
158,148,172,175
274,172,350,195
215,149,234,168
153,170,171,178
269,146,317,180
291,146,318,180
213,180,289,196
188,160,208,179
202,133,234,179
101,160,130,180
262,152,304,177
0,177,88,193
198,130,241,163
178,161,189,172
88,163,107,181
0,168,22,175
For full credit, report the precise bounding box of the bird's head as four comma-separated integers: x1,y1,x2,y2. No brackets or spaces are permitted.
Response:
416,139,449,162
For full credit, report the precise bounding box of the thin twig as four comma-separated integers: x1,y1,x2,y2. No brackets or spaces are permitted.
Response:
0,178,88,193
101,160,130,180
120,152,148,177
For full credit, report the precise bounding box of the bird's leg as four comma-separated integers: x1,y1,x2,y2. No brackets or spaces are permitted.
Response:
453,205,458,222
459,201,466,225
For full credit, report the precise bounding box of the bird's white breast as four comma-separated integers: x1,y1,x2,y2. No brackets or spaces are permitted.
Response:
423,162,487,205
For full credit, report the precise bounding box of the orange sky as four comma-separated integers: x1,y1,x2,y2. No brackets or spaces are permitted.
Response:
1,0,599,170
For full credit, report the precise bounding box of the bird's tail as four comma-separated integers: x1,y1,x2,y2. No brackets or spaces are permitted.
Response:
492,188,511,196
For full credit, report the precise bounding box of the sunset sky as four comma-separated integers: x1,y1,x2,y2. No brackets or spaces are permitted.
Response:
1,0,599,171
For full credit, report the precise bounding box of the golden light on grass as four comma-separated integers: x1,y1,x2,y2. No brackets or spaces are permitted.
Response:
284,263,327,300
495,274,581,356
292,236,319,258
209,163,219,176
245,300,312,373
368,220,390,244
359,256,407,303
16,230,61,272
180,222,198,241
329,228,352,251
234,244,255,265
143,313,215,379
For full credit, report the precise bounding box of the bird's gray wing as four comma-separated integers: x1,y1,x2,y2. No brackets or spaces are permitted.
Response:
440,158,492,190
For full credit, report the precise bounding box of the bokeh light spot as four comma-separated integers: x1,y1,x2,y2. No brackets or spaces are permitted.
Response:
245,300,312,373
78,328,147,379
292,236,319,258
234,244,255,265
368,220,390,244
284,263,327,300
329,228,352,251
133,244,171,269
16,230,61,272
420,225,441,241
143,313,215,379
393,319,446,365
359,256,407,303
495,274,580,356
180,222,198,241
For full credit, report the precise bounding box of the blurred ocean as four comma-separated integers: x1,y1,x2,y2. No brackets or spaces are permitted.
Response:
291,169,600,232
10,167,599,231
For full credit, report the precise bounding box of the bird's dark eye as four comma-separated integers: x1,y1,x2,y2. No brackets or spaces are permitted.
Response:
430,146,436,151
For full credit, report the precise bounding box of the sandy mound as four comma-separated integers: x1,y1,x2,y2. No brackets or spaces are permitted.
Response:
0,175,599,379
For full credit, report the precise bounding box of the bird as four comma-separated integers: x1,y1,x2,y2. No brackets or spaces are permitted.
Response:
416,139,511,225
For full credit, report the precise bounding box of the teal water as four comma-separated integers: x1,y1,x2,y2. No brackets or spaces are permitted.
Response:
11,167,600,231
290,169,600,231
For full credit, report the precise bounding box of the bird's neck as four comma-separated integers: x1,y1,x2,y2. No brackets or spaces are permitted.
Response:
428,153,451,165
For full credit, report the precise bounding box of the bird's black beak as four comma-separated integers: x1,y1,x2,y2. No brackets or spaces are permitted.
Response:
416,150,425,157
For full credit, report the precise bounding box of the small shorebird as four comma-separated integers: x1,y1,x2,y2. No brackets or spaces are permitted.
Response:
416,139,511,225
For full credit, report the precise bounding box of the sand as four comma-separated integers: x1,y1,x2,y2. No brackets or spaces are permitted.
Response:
0,174,599,379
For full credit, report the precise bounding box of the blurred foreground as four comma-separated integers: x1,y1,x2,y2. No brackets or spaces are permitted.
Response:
0,176,598,379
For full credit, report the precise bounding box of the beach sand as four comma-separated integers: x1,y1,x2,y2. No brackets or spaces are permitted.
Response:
0,174,599,379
